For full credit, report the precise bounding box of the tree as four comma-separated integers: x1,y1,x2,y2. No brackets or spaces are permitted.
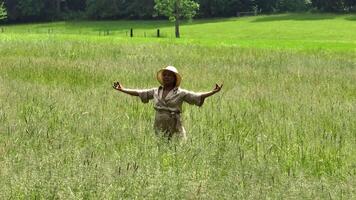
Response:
0,2,6,20
86,0,119,19
197,0,255,17
67,0,86,11
4,0,57,21
17,0,43,19
344,0,356,11
123,0,155,19
254,0,278,13
154,0,199,38
311,0,345,12
277,0,309,12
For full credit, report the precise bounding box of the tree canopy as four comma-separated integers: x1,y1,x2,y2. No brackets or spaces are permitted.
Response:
154,0,199,38
1,0,355,22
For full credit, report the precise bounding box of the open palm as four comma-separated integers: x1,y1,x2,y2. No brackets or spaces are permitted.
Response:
113,82,123,91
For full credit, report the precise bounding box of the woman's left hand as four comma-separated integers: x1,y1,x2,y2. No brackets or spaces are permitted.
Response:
213,83,223,93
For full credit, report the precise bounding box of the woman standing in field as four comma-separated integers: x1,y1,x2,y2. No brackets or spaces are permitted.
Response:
113,66,222,140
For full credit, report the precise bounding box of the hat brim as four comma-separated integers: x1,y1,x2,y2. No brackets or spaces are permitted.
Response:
157,69,181,87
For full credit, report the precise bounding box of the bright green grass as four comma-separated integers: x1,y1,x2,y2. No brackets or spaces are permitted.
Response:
1,13,356,51
0,13,355,199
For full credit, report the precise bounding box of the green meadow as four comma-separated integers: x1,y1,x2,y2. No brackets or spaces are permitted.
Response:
2,13,356,51
0,13,355,199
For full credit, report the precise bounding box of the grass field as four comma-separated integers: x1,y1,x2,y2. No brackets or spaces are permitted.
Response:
0,13,355,199
2,13,356,52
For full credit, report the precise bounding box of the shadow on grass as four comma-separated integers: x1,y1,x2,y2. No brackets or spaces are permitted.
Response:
345,16,356,21
58,18,238,31
20,18,239,36
4,13,353,34
24,20,167,33
251,13,337,22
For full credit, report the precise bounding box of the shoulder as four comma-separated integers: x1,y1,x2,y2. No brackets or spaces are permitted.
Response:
147,87,160,92
176,88,192,96
175,87,184,93
150,86,161,95
177,88,196,93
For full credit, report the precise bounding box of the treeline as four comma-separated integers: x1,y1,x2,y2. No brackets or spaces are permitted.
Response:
1,0,356,22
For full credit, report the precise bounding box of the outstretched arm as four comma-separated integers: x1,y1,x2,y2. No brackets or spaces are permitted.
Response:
183,83,223,107
112,82,139,96
200,83,223,100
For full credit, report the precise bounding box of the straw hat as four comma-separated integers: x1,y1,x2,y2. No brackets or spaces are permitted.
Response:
156,66,182,87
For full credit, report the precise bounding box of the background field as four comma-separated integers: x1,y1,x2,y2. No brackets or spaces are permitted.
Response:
0,13,355,199
2,13,356,51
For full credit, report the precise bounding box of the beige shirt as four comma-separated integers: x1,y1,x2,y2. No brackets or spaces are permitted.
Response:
137,86,204,139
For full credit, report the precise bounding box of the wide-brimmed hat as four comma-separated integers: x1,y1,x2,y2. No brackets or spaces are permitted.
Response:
156,66,182,87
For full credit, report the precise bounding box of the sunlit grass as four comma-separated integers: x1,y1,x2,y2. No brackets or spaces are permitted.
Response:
1,13,356,51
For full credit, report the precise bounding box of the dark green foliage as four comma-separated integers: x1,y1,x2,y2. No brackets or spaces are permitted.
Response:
1,0,355,23
4,0,39,21
4,0,60,21
124,0,155,19
85,0,155,20
342,0,356,11
66,0,86,11
86,0,119,19
311,0,346,12
277,0,310,12
197,0,255,17
345,0,356,8
255,0,278,13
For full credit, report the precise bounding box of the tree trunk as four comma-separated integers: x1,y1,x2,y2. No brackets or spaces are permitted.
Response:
175,17,180,38
175,0,180,38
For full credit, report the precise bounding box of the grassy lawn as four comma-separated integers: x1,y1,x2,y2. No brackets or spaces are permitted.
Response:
0,13,355,199
2,13,356,51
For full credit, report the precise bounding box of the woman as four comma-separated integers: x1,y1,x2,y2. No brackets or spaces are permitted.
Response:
113,66,222,140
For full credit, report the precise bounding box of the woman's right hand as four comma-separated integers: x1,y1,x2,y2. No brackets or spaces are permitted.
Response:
112,82,139,96
113,81,123,91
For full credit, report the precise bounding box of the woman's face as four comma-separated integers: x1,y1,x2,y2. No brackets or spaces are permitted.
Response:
162,70,176,86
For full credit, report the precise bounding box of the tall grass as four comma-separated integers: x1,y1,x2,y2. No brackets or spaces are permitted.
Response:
0,14,355,198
